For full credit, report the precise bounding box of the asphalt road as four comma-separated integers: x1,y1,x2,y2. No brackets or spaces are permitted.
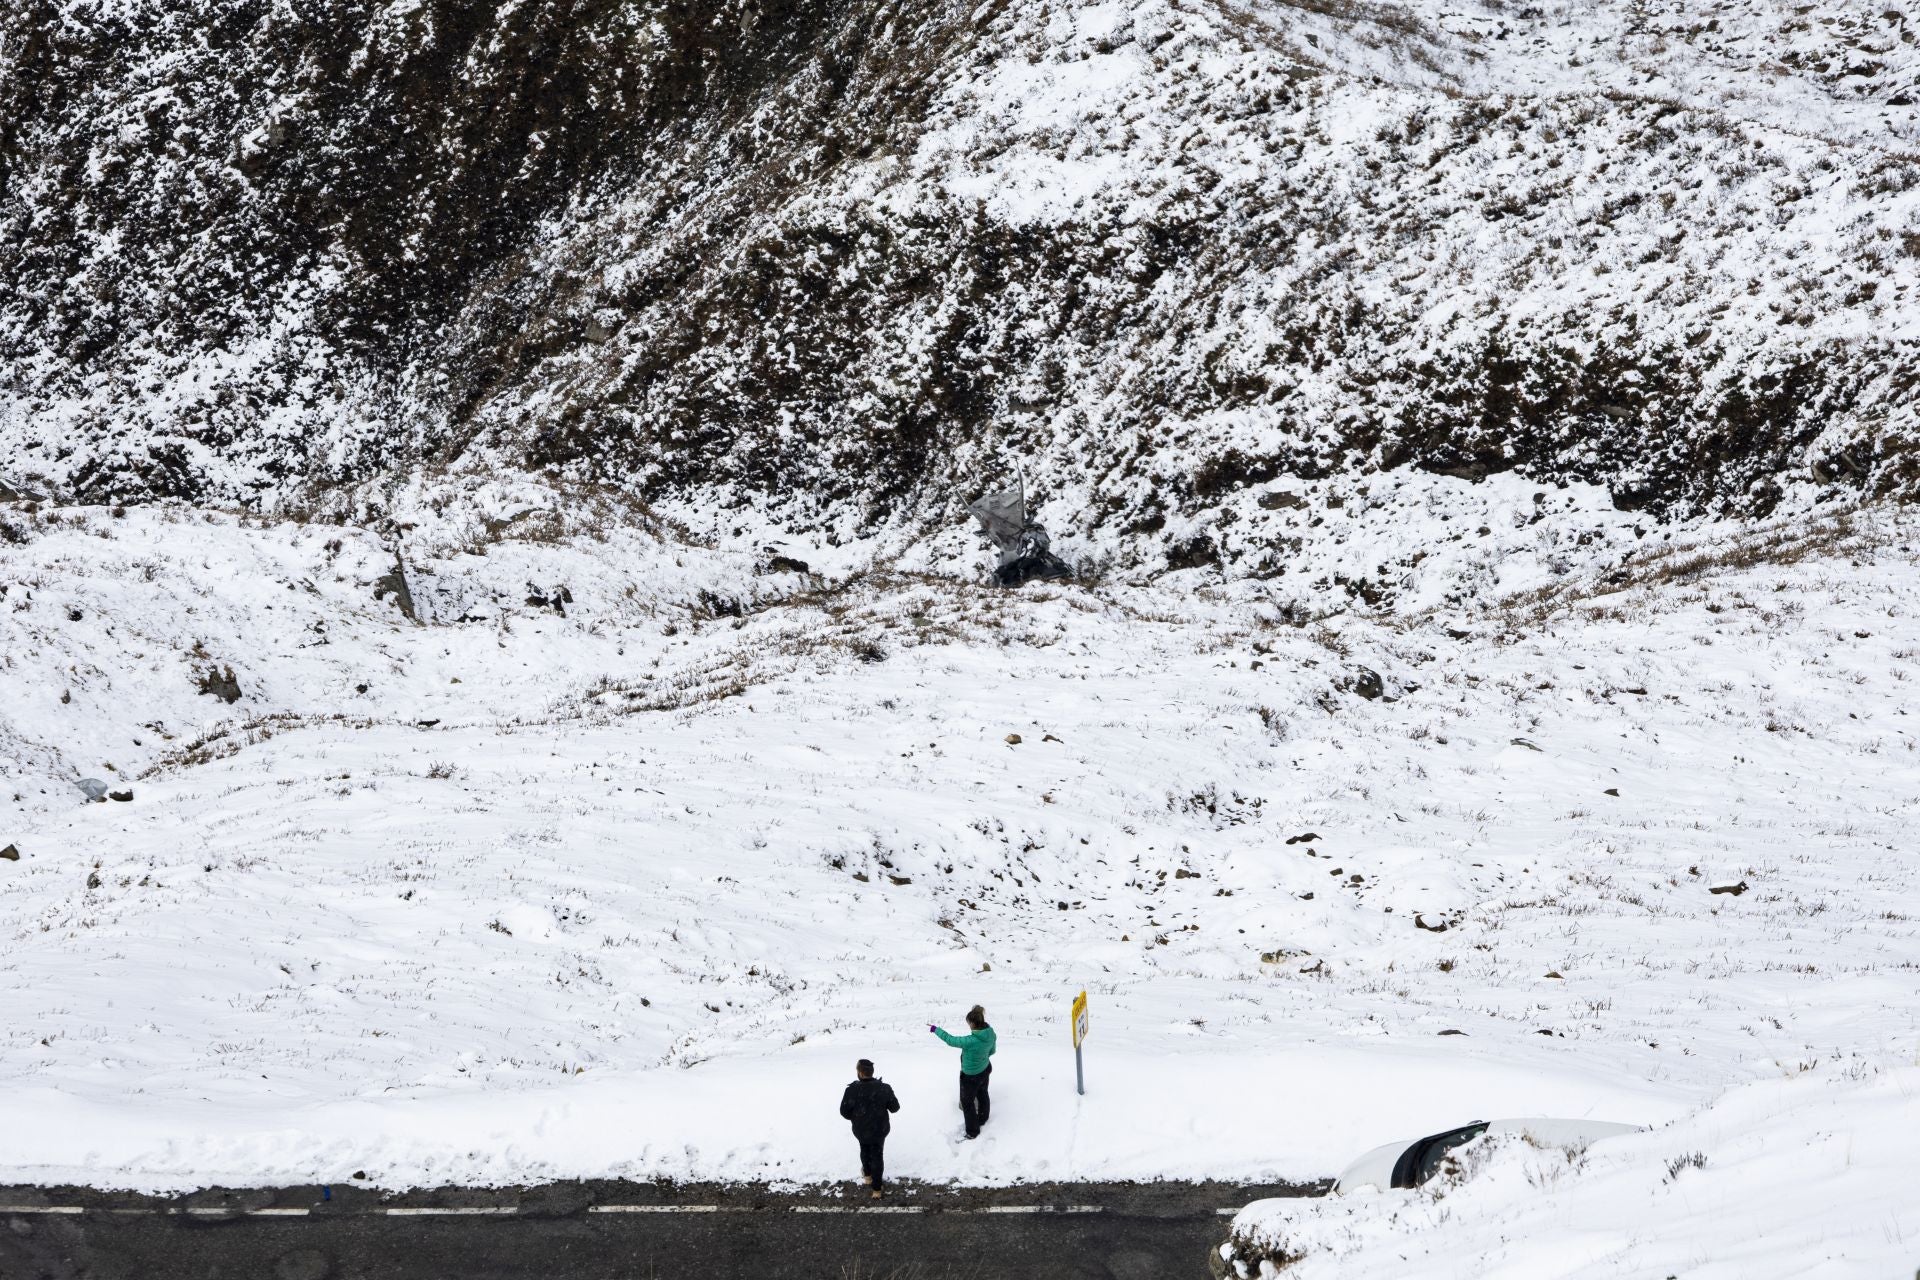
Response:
0,1180,1326,1280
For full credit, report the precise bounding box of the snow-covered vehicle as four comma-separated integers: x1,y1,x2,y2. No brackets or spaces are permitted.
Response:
1334,1118,1641,1194
1210,1119,1642,1276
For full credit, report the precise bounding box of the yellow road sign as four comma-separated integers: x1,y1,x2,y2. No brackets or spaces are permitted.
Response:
1071,989,1088,1048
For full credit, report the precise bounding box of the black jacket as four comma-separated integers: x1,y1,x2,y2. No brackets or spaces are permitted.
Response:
839,1078,901,1136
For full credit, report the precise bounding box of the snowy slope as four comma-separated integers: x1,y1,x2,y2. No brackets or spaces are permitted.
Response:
1256,0,1920,147
3,10,1916,1280
3,0,1917,541
2,496,1915,1226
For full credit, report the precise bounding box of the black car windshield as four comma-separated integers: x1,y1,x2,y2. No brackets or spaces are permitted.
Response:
1414,1123,1489,1185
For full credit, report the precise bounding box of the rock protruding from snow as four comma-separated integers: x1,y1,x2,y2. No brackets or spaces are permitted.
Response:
196,666,242,704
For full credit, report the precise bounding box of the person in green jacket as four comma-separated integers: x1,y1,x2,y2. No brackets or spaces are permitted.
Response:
930,1005,997,1138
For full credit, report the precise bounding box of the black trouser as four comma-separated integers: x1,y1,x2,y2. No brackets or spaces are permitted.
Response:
855,1129,887,1190
959,1066,991,1136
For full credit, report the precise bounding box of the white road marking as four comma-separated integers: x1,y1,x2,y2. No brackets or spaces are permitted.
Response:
793,1206,927,1214
0,1206,83,1215
21,1205,310,1217
7,1200,1232,1218
590,1205,730,1214
383,1206,517,1216
980,1205,1105,1214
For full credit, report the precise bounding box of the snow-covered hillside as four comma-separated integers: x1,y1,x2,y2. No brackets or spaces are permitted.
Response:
2,491,1915,1266
3,0,1917,550
3,1,1917,1272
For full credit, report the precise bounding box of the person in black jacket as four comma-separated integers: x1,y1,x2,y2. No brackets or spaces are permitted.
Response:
839,1059,901,1197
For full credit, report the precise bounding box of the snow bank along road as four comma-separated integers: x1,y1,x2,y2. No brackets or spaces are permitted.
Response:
2,493,1918,1275
0,1180,1317,1280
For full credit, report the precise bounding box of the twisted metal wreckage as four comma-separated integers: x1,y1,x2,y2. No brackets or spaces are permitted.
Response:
968,479,1072,587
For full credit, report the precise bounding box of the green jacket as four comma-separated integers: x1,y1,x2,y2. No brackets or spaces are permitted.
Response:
935,1024,996,1075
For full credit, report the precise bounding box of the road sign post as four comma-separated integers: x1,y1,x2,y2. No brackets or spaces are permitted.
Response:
1070,989,1088,1095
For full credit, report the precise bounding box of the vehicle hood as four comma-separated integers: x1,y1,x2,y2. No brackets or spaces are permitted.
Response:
1333,1117,1640,1194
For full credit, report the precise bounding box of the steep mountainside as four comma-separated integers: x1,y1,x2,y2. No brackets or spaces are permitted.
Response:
3,0,1916,557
